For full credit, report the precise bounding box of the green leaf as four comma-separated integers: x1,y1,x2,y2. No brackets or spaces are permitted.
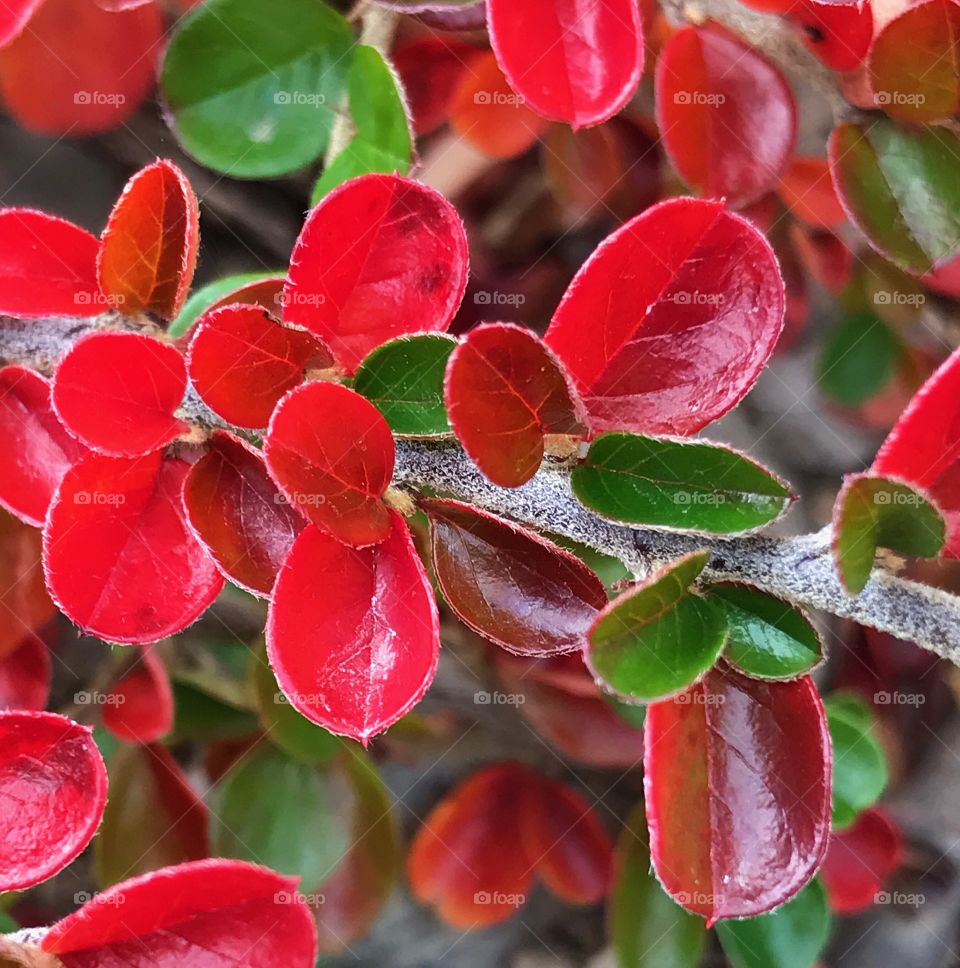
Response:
610,803,706,968
825,692,887,829
171,682,259,742
716,878,832,968
352,333,456,436
818,313,900,407
830,119,960,273
210,745,352,893
313,45,413,202
571,432,793,534
832,474,946,594
250,645,342,765
709,583,822,680
161,0,354,178
587,550,729,702
169,270,284,337
0,910,18,932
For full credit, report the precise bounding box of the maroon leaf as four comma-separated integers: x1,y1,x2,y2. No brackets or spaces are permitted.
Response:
644,663,831,922
0,510,56,659
266,512,440,744
0,710,106,891
0,632,51,711
544,197,784,435
282,173,469,373
183,430,305,597
422,498,607,655
43,451,225,644
101,648,174,744
444,322,586,486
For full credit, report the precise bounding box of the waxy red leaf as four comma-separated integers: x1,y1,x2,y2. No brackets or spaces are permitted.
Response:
0,0,43,48
545,197,784,435
778,156,846,229
821,807,902,914
787,0,872,71
264,381,395,548
98,160,200,320
267,512,439,744
656,25,796,208
872,347,960,555
0,710,106,891
282,174,469,373
0,0,162,135
790,224,853,293
423,499,606,655
0,209,102,316
183,431,305,597
44,451,225,644
42,859,318,967
52,332,187,457
644,664,831,922
0,366,87,526
188,303,333,429
445,323,586,486
101,648,174,744
0,632,51,711
487,0,644,128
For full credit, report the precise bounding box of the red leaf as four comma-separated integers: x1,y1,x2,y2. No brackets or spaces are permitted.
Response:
282,173,469,373
790,223,853,293
0,0,43,48
0,366,87,526
422,498,606,655
264,381,394,548
644,664,831,923
0,210,103,316
41,859,318,967
101,648,173,744
43,451,224,644
444,322,586,486
544,197,784,435
821,808,902,915
487,0,644,127
787,0,873,71
519,774,613,903
183,430,305,597
188,304,333,429
0,710,106,891
0,511,55,659
872,347,960,554
98,160,200,320
0,0,162,135
656,25,796,208
408,762,534,928
778,156,846,229
52,332,187,457
0,632,51,711
266,512,439,744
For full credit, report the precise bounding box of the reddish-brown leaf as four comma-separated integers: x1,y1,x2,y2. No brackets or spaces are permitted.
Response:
43,451,224,644
183,431,305,597
0,632,51,711
422,499,606,655
644,664,831,922
98,160,200,320
52,332,187,457
544,196,784,435
790,223,853,293
0,710,106,891
0,511,56,660
101,648,173,744
778,156,846,229
821,808,902,914
264,381,394,548
282,173,469,373
444,322,586,486
188,303,333,429
266,513,439,744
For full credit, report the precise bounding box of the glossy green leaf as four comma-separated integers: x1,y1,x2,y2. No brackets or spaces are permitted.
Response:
170,681,259,742
161,0,353,178
818,313,900,407
572,432,792,534
832,474,946,593
610,803,705,968
210,745,352,893
829,119,960,273
313,45,413,202
586,550,729,702
169,270,283,337
825,692,887,830
352,333,456,436
716,878,832,968
710,583,822,680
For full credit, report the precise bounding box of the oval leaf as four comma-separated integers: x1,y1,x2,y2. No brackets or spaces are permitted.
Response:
101,648,174,744
825,692,887,829
778,156,846,229
821,807,901,914
0,633,51,711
